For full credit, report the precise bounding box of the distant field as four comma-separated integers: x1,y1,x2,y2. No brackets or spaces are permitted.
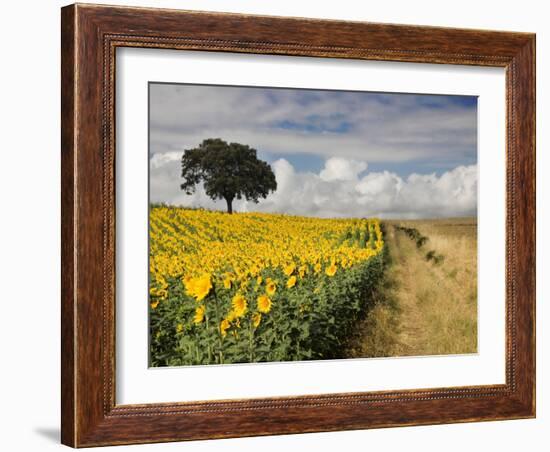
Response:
346,217,477,358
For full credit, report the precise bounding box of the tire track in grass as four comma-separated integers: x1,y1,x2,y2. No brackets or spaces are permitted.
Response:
390,227,429,355
346,221,477,358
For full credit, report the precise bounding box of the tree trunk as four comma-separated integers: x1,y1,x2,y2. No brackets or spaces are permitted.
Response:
225,197,233,214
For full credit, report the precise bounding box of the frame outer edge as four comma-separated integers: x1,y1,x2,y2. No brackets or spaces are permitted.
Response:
514,35,536,416
60,3,536,446
61,3,77,448
531,35,536,417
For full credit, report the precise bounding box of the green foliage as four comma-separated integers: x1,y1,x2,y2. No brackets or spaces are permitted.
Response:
180,138,277,213
394,225,444,265
150,254,385,366
425,250,445,265
394,225,429,248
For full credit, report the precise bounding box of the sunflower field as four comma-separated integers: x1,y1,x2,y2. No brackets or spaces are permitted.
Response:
149,206,385,366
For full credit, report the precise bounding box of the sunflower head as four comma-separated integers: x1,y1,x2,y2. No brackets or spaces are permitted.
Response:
266,281,277,296
252,312,262,328
257,294,272,314
226,310,237,323
283,263,296,277
185,274,213,301
220,319,230,337
193,305,205,324
231,294,248,317
325,263,337,277
286,275,297,289
223,276,232,289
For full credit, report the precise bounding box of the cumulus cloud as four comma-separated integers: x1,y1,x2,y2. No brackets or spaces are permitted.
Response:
150,151,181,169
319,157,367,181
150,154,476,219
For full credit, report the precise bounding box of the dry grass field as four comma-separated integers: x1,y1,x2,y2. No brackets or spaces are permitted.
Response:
346,217,477,358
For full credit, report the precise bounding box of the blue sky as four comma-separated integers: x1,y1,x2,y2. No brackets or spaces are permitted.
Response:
149,83,477,218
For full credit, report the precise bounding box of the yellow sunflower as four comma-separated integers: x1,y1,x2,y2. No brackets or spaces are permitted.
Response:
231,294,248,318
286,275,297,289
220,319,230,337
325,263,337,277
185,274,213,301
226,310,237,323
266,280,277,296
193,305,205,324
223,276,232,289
283,263,296,277
252,312,262,328
257,294,272,314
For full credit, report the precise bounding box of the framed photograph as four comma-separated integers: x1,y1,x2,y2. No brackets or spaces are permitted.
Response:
61,3,535,447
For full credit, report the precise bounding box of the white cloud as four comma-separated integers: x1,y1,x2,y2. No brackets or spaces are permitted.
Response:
320,157,367,181
355,171,403,208
149,151,181,170
150,154,476,219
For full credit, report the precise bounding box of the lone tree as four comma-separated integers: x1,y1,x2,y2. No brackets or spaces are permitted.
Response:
180,138,277,214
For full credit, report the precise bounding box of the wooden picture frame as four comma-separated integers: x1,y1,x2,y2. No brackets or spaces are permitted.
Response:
61,3,535,447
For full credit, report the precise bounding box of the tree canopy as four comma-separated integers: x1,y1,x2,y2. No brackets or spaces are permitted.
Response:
180,138,277,213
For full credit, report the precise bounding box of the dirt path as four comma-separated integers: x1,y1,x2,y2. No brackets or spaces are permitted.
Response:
346,223,477,358
388,227,430,355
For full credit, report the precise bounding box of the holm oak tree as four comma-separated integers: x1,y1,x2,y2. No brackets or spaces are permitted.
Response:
180,138,277,214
